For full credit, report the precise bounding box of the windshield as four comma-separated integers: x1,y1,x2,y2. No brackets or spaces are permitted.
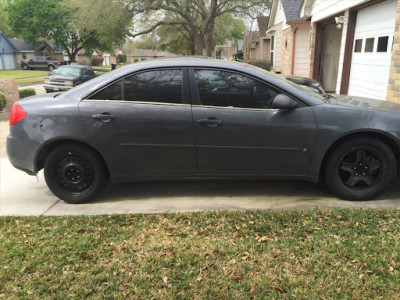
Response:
53,67,81,77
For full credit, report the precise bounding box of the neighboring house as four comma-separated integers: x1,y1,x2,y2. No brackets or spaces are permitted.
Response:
267,0,310,76
300,0,400,101
76,48,124,66
125,49,177,63
215,45,237,60
8,38,63,68
244,16,271,61
0,31,17,70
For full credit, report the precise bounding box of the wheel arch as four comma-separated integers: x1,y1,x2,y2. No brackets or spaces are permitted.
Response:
319,131,400,180
35,139,110,178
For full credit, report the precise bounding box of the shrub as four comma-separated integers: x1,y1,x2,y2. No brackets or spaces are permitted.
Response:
244,59,271,71
134,58,139,63
19,88,36,99
0,93,6,111
91,56,104,66
117,54,127,64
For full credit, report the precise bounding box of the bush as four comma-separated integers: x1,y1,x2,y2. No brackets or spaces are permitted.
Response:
117,54,127,64
0,93,6,111
91,56,104,66
244,59,271,71
134,58,139,63
19,88,36,99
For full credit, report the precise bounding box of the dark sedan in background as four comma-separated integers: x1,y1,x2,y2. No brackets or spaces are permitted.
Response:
44,65,96,93
7,58,400,203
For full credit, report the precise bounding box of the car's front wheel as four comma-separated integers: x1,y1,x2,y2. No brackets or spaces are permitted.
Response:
324,138,396,200
44,144,108,203
21,64,29,70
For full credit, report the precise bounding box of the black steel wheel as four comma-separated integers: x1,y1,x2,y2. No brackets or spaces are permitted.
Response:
48,65,55,71
44,144,108,203
22,64,29,70
325,138,396,200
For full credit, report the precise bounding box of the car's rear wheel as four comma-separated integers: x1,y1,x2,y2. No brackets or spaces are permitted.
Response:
44,144,108,204
325,138,396,200
48,65,55,71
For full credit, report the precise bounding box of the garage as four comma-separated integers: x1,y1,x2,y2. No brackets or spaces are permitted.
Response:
0,53,17,70
348,0,397,100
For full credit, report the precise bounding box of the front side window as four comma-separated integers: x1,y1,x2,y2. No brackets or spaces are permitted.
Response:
89,80,123,100
194,69,279,109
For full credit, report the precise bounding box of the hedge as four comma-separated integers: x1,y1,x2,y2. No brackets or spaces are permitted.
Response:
19,88,36,99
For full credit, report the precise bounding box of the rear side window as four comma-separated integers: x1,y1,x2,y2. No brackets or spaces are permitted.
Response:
124,69,182,104
194,69,279,109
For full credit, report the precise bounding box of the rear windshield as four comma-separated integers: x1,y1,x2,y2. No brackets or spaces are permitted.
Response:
53,67,81,77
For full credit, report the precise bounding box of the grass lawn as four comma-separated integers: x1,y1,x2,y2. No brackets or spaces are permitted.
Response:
0,70,48,85
1,209,399,298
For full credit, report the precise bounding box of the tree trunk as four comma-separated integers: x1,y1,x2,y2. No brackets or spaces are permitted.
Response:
204,20,215,57
193,33,203,55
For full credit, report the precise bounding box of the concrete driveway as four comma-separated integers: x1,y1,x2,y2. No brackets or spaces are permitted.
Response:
1,121,400,216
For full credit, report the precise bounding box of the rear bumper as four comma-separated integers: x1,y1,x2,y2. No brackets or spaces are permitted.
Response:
6,135,37,175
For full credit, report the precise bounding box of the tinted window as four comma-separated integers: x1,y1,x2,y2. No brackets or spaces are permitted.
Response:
90,80,123,100
365,38,374,52
354,39,363,52
124,69,182,103
377,36,389,52
194,69,279,109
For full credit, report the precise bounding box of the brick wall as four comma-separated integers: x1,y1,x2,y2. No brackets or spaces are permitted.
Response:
387,0,400,103
0,79,19,120
281,27,293,75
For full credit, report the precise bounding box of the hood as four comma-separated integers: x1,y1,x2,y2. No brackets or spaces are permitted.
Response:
45,74,77,81
336,95,400,114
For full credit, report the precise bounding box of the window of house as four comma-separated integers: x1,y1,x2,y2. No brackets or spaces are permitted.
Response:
124,69,182,104
365,38,374,52
270,35,275,67
354,39,363,52
194,69,279,109
377,36,389,52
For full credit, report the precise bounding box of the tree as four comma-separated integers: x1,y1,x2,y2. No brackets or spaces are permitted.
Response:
6,0,131,61
0,0,14,37
127,0,271,56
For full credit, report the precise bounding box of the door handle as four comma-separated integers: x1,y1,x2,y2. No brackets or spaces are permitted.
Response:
198,118,223,128
92,113,115,122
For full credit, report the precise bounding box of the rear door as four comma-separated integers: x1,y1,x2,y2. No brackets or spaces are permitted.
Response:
190,68,317,176
79,68,196,181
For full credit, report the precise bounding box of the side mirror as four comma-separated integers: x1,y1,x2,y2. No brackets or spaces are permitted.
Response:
271,94,299,110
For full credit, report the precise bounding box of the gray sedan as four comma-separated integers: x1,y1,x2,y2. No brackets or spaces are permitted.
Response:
6,58,400,203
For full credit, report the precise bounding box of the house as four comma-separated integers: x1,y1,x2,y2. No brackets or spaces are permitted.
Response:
8,38,63,68
0,31,17,70
299,0,400,101
125,49,177,63
267,0,310,76
76,49,123,66
243,16,271,60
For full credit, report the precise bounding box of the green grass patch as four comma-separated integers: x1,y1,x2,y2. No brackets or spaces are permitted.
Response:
1,209,400,298
0,70,48,85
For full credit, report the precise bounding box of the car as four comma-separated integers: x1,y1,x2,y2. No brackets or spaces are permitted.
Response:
284,75,337,104
21,56,64,71
43,65,96,93
6,58,400,203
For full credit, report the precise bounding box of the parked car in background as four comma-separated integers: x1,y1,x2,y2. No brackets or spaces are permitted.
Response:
7,58,400,203
21,56,64,71
43,65,96,93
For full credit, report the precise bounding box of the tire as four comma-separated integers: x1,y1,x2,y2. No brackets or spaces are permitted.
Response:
44,144,108,204
324,138,396,200
48,65,55,71
22,64,29,70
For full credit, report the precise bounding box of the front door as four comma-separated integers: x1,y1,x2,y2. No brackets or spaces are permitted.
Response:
79,68,196,181
190,69,316,176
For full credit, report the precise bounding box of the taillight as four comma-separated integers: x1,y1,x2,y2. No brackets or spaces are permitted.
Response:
9,103,27,126
57,61,61,65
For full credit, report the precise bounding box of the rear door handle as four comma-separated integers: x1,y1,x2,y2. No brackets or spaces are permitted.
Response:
198,118,223,128
92,113,115,122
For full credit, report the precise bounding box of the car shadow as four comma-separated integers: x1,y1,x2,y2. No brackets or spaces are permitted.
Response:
90,178,400,204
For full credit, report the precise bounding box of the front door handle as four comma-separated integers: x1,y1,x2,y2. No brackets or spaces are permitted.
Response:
198,117,223,128
92,113,115,122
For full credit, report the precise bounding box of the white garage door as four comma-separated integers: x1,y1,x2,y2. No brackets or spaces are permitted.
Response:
348,0,397,100
0,54,16,70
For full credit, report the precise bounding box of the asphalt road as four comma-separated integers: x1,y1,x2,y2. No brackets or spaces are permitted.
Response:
1,85,400,215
